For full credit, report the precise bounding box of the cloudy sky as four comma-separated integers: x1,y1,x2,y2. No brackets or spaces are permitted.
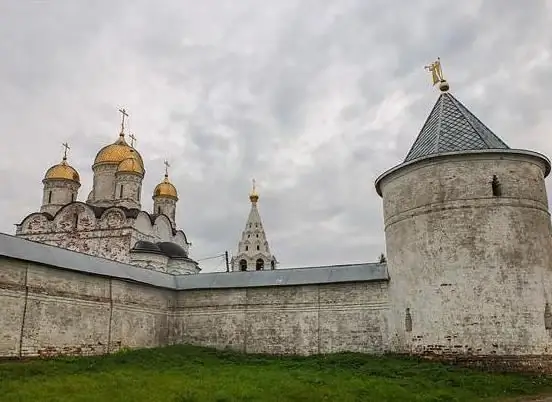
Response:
0,1,551,272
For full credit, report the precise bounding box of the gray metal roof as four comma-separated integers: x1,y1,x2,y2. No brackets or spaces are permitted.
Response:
0,233,389,290
175,262,389,289
0,232,177,289
404,92,509,162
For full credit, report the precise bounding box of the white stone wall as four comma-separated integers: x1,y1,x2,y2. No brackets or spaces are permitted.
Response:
114,172,143,210
0,256,389,358
378,151,552,356
130,251,169,272
166,258,199,275
0,257,173,357
173,281,389,355
89,164,118,207
40,180,80,216
153,197,176,226
130,212,189,253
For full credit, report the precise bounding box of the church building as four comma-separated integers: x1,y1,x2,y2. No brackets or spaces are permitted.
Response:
15,110,200,275
231,180,277,271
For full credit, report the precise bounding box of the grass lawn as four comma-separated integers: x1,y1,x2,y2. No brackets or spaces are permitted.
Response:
0,345,551,402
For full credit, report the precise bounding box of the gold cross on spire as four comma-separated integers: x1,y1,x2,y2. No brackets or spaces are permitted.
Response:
164,160,170,177
61,142,70,161
424,57,449,92
118,108,129,134
129,133,137,147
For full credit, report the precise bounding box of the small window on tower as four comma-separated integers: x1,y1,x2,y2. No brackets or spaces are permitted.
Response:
158,206,161,214
48,191,52,203
119,185,124,198
71,193,74,202
256,245,260,250
256,234,259,238
245,246,248,251
491,175,502,197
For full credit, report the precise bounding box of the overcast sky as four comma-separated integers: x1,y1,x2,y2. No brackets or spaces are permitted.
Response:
0,1,551,272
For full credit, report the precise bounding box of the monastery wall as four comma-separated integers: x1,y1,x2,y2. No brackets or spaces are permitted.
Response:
0,257,173,358
0,242,390,358
173,281,389,355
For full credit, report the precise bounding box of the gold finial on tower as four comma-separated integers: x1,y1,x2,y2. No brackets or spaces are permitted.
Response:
118,107,129,136
164,160,171,178
61,142,70,162
424,57,449,92
249,178,259,203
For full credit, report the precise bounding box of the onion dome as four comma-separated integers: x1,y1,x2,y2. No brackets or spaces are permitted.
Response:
94,109,144,168
117,154,145,176
94,133,144,166
153,174,178,200
43,147,80,184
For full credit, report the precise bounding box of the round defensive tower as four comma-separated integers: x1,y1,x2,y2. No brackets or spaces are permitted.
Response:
375,74,552,359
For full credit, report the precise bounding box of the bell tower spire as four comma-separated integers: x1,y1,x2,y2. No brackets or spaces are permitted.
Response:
231,179,277,272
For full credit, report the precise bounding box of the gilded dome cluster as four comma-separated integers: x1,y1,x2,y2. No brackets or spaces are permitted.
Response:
42,110,180,204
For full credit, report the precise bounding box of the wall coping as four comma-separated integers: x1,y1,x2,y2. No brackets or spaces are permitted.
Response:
0,233,389,290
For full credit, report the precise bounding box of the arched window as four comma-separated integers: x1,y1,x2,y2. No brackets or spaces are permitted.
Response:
71,193,74,202
119,185,124,198
256,245,260,250
271,260,275,270
239,259,247,271
158,206,161,214
245,246,248,251
256,259,264,271
48,191,52,203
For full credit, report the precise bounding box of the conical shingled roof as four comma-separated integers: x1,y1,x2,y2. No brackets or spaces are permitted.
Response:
404,92,510,162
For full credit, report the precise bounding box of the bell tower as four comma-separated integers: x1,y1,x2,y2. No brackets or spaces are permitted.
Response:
231,179,277,271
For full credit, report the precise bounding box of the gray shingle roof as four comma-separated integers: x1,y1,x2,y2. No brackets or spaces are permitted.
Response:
0,232,389,289
404,92,510,162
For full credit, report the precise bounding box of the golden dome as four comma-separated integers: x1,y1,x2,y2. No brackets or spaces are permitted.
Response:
44,158,80,183
117,156,144,175
153,175,178,200
94,134,144,167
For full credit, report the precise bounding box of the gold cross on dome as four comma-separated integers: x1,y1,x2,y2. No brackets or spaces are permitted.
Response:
118,108,129,133
129,133,137,147
61,142,70,160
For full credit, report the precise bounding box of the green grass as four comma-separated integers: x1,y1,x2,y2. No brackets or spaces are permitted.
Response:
0,345,551,402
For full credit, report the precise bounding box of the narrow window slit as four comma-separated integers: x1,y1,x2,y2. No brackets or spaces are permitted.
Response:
491,175,502,197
